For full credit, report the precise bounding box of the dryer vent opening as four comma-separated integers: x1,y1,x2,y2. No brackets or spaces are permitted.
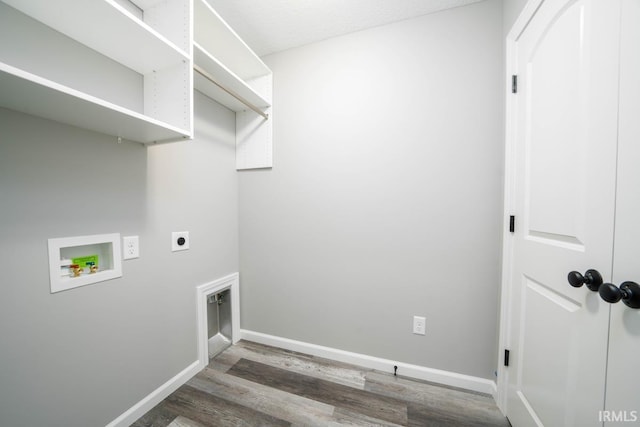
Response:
206,288,232,358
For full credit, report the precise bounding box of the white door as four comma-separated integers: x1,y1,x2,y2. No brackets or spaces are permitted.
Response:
603,1,640,424
507,0,622,426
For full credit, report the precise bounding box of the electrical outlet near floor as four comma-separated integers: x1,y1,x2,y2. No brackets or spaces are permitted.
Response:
122,235,139,260
413,316,426,335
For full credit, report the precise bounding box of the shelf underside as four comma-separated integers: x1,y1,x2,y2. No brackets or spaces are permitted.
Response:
193,43,270,113
0,64,191,144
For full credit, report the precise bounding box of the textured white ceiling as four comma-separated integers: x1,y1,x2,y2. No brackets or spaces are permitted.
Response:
205,0,486,57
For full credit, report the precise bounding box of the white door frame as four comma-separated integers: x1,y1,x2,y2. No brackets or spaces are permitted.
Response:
495,0,545,415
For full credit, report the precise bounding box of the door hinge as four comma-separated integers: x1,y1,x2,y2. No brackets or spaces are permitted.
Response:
509,215,515,233
512,75,518,93
504,349,510,367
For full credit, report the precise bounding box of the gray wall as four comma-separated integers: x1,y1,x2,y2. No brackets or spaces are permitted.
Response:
503,0,529,35
0,91,238,426
238,0,504,380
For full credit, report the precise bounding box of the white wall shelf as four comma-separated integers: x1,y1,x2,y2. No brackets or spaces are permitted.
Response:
0,64,190,143
2,0,189,75
0,0,193,144
48,233,123,294
193,0,273,169
194,43,270,113
193,0,270,80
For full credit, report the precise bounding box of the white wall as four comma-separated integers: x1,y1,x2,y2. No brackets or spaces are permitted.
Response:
238,0,504,380
0,92,238,426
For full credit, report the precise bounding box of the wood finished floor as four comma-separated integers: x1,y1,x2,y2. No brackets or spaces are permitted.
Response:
132,341,509,427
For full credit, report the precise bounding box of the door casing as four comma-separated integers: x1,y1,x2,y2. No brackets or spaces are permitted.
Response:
497,0,555,415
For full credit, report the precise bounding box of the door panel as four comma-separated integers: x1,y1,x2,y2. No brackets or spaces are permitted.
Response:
526,2,585,246
519,276,578,424
508,0,621,425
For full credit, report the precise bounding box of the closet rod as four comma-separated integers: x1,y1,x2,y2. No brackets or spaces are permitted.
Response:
193,64,269,120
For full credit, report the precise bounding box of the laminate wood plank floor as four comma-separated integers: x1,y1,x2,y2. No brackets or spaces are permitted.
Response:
132,340,510,427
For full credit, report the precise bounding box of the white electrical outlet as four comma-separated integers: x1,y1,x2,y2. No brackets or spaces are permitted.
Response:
413,316,426,335
172,231,189,252
123,236,139,260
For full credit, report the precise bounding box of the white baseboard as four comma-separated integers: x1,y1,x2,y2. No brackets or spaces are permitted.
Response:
106,360,202,427
106,322,496,426
240,329,497,396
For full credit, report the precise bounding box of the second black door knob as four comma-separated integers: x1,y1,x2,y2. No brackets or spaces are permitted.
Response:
567,269,603,292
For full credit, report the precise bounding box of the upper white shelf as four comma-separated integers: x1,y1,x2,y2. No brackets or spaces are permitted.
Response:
192,0,273,170
1,0,189,75
194,43,270,112
193,0,272,120
194,0,270,81
0,0,193,144
0,63,190,143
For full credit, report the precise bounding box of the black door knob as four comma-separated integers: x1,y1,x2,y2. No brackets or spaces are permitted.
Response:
567,269,603,292
599,281,640,309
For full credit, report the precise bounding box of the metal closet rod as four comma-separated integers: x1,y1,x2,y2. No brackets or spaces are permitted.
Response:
193,64,269,120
